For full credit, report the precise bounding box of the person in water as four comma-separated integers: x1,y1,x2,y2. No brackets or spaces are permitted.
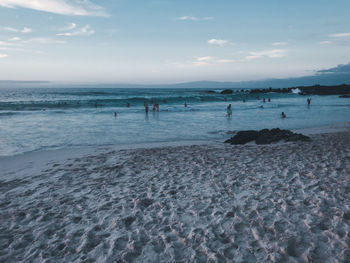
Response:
268,98,271,102
184,102,187,107
126,102,130,107
144,102,149,114
281,112,286,118
114,112,117,118
307,98,311,106
227,104,232,116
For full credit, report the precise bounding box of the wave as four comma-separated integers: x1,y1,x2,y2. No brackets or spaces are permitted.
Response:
0,94,254,111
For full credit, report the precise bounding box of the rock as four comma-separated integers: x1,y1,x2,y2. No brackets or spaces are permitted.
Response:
249,84,350,95
297,84,350,95
204,90,216,94
220,89,233,94
225,128,310,145
224,130,259,144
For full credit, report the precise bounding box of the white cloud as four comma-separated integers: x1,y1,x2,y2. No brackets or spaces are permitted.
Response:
245,49,287,61
177,16,197,21
175,56,232,67
175,16,214,21
1,26,32,33
329,32,350,38
21,27,32,33
0,53,8,58
8,37,21,41
59,23,77,31
56,25,94,37
2,26,18,32
208,39,229,46
272,42,288,46
320,40,332,45
23,38,66,44
0,0,108,16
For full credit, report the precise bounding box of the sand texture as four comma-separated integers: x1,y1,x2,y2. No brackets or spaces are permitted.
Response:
1,132,350,262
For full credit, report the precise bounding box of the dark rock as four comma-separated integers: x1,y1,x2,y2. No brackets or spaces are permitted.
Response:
220,89,233,94
249,84,350,95
297,84,350,95
225,128,310,145
224,130,259,144
204,90,216,94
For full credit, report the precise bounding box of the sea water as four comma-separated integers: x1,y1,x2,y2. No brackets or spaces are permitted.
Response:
0,85,349,156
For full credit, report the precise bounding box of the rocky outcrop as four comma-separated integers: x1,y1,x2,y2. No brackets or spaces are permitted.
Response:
250,87,293,94
225,128,310,145
297,84,350,95
248,84,350,96
220,89,233,94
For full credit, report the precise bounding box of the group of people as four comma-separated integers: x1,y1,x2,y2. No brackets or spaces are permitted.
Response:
227,98,312,119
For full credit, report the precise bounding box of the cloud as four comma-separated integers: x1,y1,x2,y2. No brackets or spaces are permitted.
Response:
208,39,228,46
245,49,287,61
23,38,66,44
8,37,21,41
1,26,32,33
56,25,94,36
59,22,77,31
0,0,108,16
319,40,332,45
317,62,350,74
175,56,232,67
329,32,350,38
272,42,288,46
175,16,214,21
2,26,18,32
21,27,32,33
0,53,8,58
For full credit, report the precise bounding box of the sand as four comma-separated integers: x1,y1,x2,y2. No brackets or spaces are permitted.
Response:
0,131,350,262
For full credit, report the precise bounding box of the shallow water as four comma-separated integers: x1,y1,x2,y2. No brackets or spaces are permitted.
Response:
0,85,349,156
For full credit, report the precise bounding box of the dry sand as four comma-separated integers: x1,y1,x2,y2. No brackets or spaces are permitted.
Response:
0,132,350,262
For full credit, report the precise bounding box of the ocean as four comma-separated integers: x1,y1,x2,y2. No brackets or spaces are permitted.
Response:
0,85,349,157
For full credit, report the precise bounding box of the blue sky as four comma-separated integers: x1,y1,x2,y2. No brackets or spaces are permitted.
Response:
0,0,349,83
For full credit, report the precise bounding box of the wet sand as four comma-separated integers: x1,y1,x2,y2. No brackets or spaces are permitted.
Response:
0,131,350,262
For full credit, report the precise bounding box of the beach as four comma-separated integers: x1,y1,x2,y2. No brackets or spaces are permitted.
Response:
1,129,349,262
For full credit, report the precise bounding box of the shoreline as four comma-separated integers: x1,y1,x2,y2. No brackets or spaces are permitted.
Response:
1,122,349,177
0,124,349,261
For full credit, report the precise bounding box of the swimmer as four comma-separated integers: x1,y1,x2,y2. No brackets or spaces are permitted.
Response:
184,102,187,107
144,102,149,114
268,98,271,102
227,104,232,116
307,98,311,106
114,112,117,118
126,102,130,107
281,112,286,118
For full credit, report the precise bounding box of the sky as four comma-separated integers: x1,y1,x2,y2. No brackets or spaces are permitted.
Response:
0,0,349,84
